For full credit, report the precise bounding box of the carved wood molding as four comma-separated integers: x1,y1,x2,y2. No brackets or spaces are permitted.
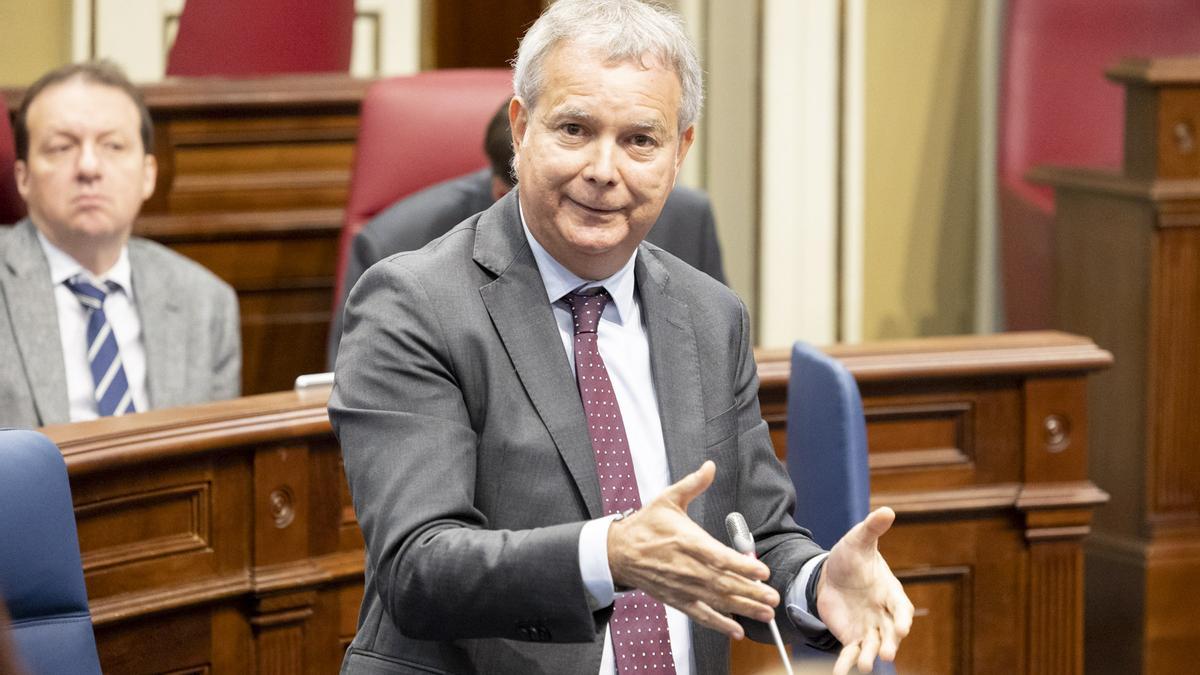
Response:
757,331,1112,386
135,209,345,241
46,389,333,475
876,481,1107,519
1027,542,1084,674
89,572,252,626
1029,166,1200,204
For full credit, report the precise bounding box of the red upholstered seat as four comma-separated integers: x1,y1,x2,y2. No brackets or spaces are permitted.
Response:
998,0,1200,329
166,0,355,76
1,97,27,225
333,69,513,306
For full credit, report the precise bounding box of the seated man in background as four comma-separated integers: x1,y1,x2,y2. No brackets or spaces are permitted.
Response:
0,61,240,428
326,98,726,367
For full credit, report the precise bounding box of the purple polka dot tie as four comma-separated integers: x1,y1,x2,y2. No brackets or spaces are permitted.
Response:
564,290,677,674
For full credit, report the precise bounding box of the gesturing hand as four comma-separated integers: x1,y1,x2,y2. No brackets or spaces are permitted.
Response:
607,460,779,640
816,507,914,674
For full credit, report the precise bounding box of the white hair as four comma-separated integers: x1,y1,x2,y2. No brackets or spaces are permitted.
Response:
511,0,704,135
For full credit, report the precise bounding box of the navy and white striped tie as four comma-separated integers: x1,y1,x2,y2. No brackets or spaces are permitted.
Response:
65,276,137,417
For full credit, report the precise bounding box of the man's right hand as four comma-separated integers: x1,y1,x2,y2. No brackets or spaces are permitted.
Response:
607,460,779,639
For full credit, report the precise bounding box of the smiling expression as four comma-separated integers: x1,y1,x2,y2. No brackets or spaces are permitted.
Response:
510,41,694,280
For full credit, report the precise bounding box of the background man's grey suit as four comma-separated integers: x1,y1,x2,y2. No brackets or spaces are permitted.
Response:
327,169,727,367
0,218,241,427
330,190,821,674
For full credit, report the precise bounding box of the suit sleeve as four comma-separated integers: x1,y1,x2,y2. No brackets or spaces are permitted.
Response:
728,300,832,647
210,281,241,399
329,259,601,643
326,228,381,370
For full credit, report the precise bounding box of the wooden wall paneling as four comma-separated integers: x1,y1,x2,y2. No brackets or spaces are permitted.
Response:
42,332,1110,675
429,0,542,69
1034,55,1200,675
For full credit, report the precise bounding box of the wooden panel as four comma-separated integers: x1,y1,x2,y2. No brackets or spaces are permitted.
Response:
430,0,543,69
893,567,970,675
1027,542,1083,674
76,482,211,572
1036,56,1200,675
40,332,1109,675
866,400,974,470
94,610,214,675
1156,88,1200,179
1147,227,1200,519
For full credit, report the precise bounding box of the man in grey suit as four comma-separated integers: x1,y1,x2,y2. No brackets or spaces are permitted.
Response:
331,1,912,674
327,98,726,368
0,61,240,428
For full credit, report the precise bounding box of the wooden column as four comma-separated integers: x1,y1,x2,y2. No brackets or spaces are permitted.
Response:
1032,55,1200,675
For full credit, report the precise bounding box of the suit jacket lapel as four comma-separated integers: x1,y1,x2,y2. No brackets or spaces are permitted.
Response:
638,252,732,675
475,191,604,519
636,252,708,514
130,240,186,409
2,220,70,425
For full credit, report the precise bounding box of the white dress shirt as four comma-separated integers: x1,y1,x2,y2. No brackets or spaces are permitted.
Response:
520,209,827,673
520,211,696,675
37,232,149,421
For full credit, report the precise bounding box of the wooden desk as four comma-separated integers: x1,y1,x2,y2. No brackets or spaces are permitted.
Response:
1032,56,1200,675
44,331,1110,674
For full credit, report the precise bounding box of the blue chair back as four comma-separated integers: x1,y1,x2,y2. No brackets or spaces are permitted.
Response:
0,429,102,675
786,342,870,550
787,344,896,674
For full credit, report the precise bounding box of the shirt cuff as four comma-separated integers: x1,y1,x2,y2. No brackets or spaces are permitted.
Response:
786,552,829,617
578,514,622,610
784,552,839,650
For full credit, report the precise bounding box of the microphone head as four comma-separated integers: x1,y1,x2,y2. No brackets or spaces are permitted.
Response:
724,511,755,555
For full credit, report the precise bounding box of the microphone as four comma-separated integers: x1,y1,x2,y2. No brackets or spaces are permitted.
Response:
725,512,795,675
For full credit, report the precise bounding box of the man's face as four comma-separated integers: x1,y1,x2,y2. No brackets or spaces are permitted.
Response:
510,42,694,280
15,77,156,251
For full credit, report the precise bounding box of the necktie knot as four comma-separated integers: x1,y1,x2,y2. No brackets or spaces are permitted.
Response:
65,276,116,310
563,290,609,335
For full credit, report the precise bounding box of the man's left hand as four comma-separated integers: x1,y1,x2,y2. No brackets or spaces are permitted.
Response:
815,507,913,674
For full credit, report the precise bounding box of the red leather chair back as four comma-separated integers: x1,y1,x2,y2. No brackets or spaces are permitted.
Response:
0,97,26,224
167,0,354,76
998,0,1200,329
334,69,513,304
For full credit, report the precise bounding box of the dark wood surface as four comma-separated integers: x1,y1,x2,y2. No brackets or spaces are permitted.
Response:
1031,55,1200,675
42,332,1110,675
4,75,370,397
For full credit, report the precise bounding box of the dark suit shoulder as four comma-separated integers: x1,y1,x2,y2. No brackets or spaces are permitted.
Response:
358,169,494,255
641,241,738,306
663,184,712,214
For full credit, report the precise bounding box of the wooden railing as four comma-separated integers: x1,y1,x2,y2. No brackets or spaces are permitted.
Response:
42,331,1111,674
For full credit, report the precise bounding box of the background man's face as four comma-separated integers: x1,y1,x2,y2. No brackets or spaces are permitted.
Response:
15,77,157,250
511,41,694,280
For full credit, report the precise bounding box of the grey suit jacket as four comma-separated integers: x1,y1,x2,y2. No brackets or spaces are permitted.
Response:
0,219,241,428
326,169,726,368
330,190,822,675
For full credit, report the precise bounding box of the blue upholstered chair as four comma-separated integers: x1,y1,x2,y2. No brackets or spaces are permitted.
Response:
786,343,895,674
0,429,102,675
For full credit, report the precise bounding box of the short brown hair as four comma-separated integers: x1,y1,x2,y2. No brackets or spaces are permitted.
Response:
14,60,154,162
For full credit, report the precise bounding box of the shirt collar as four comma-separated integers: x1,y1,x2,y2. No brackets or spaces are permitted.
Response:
518,200,637,325
36,230,134,299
